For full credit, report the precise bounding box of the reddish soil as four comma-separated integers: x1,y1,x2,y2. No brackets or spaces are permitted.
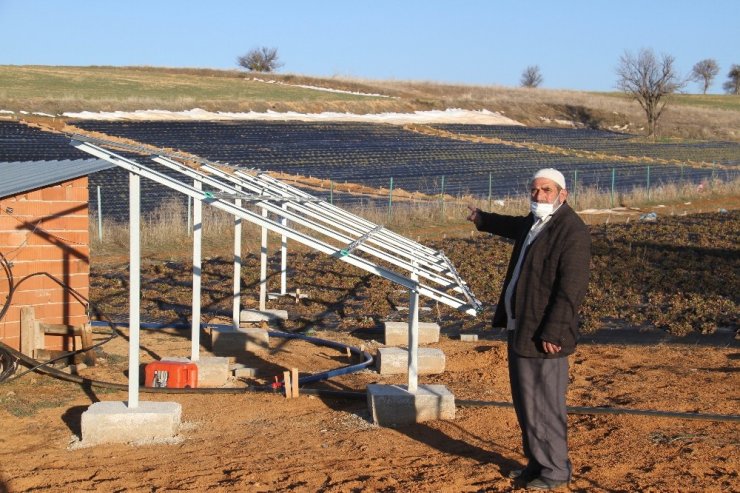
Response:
0,331,737,492
0,208,738,492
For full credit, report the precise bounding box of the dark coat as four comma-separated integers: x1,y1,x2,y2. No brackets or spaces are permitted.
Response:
476,203,591,358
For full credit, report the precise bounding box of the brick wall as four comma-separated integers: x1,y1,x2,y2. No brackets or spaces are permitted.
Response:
0,176,90,351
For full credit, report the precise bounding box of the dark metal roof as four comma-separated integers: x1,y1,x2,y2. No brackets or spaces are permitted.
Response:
0,159,115,198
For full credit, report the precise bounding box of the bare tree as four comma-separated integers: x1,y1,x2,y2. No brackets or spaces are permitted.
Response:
723,64,740,95
616,48,683,139
690,59,720,94
520,65,543,88
236,47,283,73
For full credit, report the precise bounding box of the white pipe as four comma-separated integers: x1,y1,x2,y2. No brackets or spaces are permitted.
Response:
96,185,103,241
191,179,202,361
128,172,141,408
407,267,419,393
260,207,268,311
233,186,242,328
280,204,288,295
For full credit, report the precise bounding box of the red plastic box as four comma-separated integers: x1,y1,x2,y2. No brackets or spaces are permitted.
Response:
145,360,198,388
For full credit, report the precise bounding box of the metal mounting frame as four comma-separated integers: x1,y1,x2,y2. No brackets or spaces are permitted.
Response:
70,135,481,405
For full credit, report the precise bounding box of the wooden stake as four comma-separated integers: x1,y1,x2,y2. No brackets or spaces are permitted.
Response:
291,368,299,398
20,306,40,358
283,370,292,398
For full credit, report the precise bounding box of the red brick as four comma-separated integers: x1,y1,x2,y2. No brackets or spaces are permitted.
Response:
33,302,86,321
21,214,88,232
7,244,90,262
0,231,28,247
6,259,89,278
1,336,20,351
40,186,68,201
7,273,89,293
1,306,21,325
22,190,43,201
66,186,89,202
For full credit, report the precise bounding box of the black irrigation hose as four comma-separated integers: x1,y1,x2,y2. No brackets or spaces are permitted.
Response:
0,251,120,383
4,333,736,422
86,321,376,387
2,254,738,422
0,338,365,400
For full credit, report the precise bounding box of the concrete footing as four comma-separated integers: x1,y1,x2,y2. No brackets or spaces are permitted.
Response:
210,326,270,355
80,401,181,446
367,384,455,426
194,356,230,387
268,291,308,301
240,309,289,323
383,321,440,346
460,333,479,342
376,347,445,375
231,363,258,378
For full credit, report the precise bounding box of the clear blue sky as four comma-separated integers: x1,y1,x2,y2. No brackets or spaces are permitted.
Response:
1,0,737,93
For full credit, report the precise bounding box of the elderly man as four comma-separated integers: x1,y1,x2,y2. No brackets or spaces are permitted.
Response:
466,168,591,491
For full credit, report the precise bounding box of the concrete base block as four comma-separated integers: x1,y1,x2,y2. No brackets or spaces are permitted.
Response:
460,333,478,342
211,326,270,355
80,401,181,446
395,306,433,312
384,321,440,346
234,367,258,378
376,347,445,375
268,291,308,301
240,309,288,323
367,384,455,426
194,356,230,387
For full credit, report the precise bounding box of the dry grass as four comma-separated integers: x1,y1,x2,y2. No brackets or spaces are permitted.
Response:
90,176,740,259
3,65,739,141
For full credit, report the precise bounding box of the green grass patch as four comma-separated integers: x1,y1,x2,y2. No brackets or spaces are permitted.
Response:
0,65,382,113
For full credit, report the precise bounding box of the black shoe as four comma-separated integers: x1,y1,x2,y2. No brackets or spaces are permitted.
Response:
526,476,569,490
507,467,540,481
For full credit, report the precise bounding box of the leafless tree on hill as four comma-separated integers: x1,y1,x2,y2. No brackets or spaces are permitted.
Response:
690,58,720,94
616,48,684,140
520,65,543,88
723,64,740,95
236,47,283,73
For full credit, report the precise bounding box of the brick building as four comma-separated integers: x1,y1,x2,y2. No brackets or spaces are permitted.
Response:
0,122,111,352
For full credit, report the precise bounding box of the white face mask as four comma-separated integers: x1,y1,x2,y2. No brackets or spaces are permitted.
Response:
530,196,560,219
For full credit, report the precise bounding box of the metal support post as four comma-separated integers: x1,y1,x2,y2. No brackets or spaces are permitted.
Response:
260,207,268,311
96,185,103,241
280,204,288,296
232,186,242,328
128,172,141,408
191,179,202,361
407,266,419,393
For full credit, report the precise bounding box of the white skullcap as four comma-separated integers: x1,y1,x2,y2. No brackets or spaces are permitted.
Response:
532,168,566,190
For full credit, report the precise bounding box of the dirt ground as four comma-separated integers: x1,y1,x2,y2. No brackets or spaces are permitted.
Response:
1,205,738,493
0,326,737,493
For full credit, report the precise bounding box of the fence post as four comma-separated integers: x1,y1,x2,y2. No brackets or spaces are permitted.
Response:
387,177,393,224
96,185,103,241
440,175,446,220
646,165,651,201
572,170,578,208
488,172,492,210
610,168,616,209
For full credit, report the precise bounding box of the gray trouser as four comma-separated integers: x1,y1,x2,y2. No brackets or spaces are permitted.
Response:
508,345,571,482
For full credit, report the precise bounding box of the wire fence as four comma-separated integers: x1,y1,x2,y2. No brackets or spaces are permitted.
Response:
89,164,739,240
